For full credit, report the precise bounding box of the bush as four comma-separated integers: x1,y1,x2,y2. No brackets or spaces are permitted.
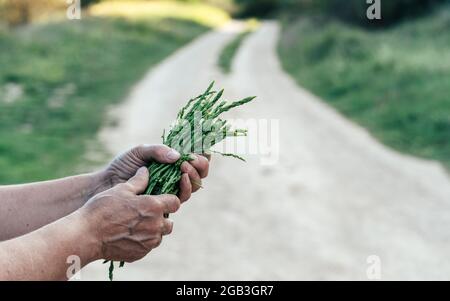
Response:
0,0,100,26
279,11,450,166
0,0,65,26
80,0,100,8
234,0,280,17
315,0,450,27
236,0,450,27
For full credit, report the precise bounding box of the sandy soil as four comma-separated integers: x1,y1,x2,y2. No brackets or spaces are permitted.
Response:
81,21,450,280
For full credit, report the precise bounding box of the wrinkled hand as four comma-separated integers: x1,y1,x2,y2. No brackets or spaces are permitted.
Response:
102,144,210,202
83,168,180,263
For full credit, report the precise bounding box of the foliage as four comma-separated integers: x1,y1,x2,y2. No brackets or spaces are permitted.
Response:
279,7,450,167
234,0,280,17
217,19,258,73
218,30,250,73
313,0,449,27
235,0,449,27
81,0,101,8
0,17,208,184
146,82,254,195
0,0,65,26
89,0,230,28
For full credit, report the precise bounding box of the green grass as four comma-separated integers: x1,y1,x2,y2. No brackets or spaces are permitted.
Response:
0,17,208,184
279,8,450,168
218,30,250,73
89,0,230,28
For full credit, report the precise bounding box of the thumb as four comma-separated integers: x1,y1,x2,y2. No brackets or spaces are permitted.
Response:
136,144,180,164
127,167,149,194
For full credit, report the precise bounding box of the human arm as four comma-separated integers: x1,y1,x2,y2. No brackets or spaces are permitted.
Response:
0,144,209,241
0,167,179,280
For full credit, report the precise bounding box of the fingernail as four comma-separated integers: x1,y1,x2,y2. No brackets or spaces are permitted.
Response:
192,179,203,188
137,167,147,175
167,149,180,161
190,154,198,161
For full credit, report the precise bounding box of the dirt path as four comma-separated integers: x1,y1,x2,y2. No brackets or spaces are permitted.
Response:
82,21,450,280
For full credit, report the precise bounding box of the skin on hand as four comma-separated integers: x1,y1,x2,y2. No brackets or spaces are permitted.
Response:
81,167,181,263
102,144,210,202
84,145,210,263
0,144,210,280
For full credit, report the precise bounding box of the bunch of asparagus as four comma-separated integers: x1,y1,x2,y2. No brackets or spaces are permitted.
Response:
105,82,255,280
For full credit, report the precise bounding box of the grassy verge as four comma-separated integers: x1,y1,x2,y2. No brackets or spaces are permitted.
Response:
279,8,450,168
218,30,251,73
218,20,259,73
89,0,230,28
0,1,229,184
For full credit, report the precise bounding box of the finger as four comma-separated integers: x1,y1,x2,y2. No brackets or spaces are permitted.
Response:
178,173,192,203
154,194,181,214
154,235,163,248
189,154,209,178
135,144,180,164
126,167,149,194
202,153,211,162
181,161,202,192
161,219,174,236
137,195,164,214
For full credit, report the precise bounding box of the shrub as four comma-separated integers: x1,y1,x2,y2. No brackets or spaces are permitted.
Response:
234,0,280,17
0,0,100,26
315,0,449,27
0,0,65,26
236,0,449,27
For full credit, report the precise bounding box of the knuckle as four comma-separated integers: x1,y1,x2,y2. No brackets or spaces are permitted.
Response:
144,220,160,234
195,156,209,176
181,162,191,173
141,195,164,212
154,237,163,248
180,162,187,171
165,194,181,212
159,220,166,231
166,221,174,234
154,147,166,158
180,192,190,203
151,144,169,160
142,195,162,208
172,196,181,211
116,183,130,191
150,198,165,212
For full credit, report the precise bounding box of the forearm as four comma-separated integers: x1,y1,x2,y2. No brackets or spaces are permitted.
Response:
0,170,109,241
0,209,99,280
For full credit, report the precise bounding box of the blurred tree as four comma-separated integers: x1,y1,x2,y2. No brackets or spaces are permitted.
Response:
234,0,449,26
234,0,280,17
80,0,100,8
1,0,32,25
315,0,449,26
0,0,94,26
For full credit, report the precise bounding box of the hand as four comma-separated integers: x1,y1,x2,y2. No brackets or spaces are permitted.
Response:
100,144,210,202
82,167,181,263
